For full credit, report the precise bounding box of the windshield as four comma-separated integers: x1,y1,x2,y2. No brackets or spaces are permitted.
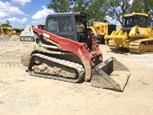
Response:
46,16,73,32
76,19,85,32
124,16,148,27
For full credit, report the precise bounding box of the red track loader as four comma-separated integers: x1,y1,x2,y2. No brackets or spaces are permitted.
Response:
20,12,130,91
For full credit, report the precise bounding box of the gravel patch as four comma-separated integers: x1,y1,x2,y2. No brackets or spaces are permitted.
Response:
0,36,10,42
0,35,20,42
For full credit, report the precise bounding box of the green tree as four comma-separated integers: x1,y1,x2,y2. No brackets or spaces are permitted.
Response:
129,0,143,12
86,0,106,21
130,0,153,20
1,24,12,28
46,0,106,21
72,0,89,12
47,0,70,13
104,0,131,25
1,20,12,27
72,0,106,21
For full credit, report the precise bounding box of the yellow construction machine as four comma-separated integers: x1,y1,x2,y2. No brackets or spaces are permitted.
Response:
88,21,116,43
105,12,153,53
37,24,45,30
13,28,24,36
0,26,23,38
0,26,13,37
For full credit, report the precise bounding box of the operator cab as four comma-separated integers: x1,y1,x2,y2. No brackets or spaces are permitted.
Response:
123,13,148,33
45,12,88,44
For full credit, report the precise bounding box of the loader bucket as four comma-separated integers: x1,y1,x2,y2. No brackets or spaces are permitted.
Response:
91,57,130,92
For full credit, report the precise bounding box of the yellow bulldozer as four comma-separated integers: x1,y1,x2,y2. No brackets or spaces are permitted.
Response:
0,25,23,38
88,20,116,43
105,12,153,54
0,26,13,37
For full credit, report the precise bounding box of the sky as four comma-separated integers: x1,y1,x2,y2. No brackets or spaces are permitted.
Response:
0,0,54,28
0,0,133,29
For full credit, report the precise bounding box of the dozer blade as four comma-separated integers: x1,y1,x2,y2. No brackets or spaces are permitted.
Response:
91,57,130,92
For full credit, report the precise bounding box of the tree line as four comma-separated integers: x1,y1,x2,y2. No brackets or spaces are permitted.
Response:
0,20,12,27
47,0,153,25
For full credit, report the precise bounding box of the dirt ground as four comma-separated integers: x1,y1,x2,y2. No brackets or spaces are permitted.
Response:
0,40,153,115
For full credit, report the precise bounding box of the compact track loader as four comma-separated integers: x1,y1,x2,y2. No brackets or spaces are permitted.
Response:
20,12,130,92
105,12,153,53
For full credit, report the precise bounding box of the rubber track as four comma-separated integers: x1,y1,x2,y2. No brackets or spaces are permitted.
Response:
28,53,85,83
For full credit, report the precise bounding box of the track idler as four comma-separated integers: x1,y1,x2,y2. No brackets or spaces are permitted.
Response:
91,57,130,92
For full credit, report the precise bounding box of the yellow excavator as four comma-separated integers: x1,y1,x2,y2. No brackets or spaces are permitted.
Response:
105,12,153,53
88,21,116,43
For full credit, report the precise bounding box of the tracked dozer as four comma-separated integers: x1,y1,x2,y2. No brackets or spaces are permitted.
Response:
105,12,153,53
20,12,130,91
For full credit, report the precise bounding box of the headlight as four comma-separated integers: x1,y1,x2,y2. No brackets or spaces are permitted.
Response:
20,36,35,42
